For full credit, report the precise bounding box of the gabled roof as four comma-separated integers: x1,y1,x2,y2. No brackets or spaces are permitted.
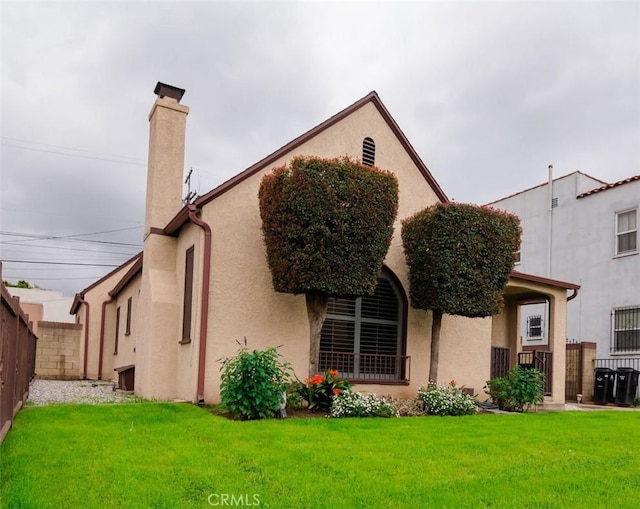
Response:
510,270,580,290
109,255,143,298
70,252,143,314
485,171,607,206
577,174,640,199
164,91,448,235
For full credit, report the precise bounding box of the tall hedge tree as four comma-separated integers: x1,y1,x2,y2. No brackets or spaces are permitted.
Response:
401,203,521,383
259,156,399,376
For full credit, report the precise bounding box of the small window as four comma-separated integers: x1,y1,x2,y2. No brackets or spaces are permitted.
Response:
114,307,120,355
612,307,640,353
182,246,195,342
514,250,521,264
362,137,375,166
616,209,637,255
527,315,543,338
125,296,132,335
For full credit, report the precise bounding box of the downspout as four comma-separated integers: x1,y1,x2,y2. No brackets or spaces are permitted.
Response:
547,165,554,278
77,293,90,379
567,288,579,302
188,204,212,405
98,297,114,380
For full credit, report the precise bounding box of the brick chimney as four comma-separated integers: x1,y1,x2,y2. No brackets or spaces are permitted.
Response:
144,82,189,235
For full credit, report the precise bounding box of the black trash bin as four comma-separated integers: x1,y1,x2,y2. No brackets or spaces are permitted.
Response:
615,367,639,406
594,368,616,405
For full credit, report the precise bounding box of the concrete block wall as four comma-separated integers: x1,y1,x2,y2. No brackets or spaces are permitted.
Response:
35,321,82,379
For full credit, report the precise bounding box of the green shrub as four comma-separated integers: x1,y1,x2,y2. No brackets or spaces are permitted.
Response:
485,365,545,412
329,389,398,418
258,155,399,296
295,369,353,412
417,382,478,416
219,344,292,420
401,203,521,317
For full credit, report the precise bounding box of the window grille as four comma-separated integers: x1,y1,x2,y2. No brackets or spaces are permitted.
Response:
319,268,406,381
527,315,543,338
612,307,640,353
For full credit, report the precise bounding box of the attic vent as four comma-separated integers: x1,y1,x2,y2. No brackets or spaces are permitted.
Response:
362,137,375,166
551,197,558,208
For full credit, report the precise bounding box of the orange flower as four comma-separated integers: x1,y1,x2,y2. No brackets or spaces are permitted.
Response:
311,374,323,385
329,369,339,378
332,388,341,396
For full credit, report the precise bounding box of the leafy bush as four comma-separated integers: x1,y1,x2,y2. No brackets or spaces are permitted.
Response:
329,390,398,418
401,203,521,317
219,344,292,420
417,381,478,416
259,155,399,296
485,365,545,412
296,369,353,411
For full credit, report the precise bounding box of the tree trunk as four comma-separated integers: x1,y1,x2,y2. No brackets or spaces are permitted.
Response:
306,292,329,378
429,309,443,384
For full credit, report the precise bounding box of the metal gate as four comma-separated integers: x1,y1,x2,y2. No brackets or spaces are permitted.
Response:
518,350,552,396
565,341,582,401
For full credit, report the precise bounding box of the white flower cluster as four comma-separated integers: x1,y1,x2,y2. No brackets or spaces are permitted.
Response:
329,389,398,418
417,383,477,416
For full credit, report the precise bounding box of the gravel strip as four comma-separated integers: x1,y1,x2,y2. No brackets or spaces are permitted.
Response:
27,379,142,406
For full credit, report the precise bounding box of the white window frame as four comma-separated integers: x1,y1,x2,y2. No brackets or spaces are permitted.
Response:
615,208,638,256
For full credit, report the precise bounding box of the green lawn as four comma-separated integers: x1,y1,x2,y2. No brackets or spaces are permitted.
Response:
1,403,639,508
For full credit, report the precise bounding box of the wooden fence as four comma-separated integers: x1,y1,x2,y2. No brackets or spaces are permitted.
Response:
1,267,38,444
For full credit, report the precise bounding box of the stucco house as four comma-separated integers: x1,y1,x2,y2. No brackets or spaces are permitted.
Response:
71,83,579,406
487,170,639,364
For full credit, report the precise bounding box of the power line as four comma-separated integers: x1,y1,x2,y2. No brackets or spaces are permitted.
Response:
0,244,139,256
1,136,147,163
1,139,146,166
3,276,108,282
0,228,143,247
1,260,122,267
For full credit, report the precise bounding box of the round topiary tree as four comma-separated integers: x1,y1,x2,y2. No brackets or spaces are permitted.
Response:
401,202,521,383
259,156,399,376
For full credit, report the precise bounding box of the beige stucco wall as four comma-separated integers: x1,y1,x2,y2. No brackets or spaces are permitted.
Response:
76,258,139,380
192,101,495,403
35,321,81,379
132,94,572,406
107,275,142,383
496,280,570,405
20,302,43,334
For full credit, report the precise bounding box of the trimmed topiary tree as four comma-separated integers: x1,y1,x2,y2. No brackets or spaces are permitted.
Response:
401,202,520,383
259,156,399,376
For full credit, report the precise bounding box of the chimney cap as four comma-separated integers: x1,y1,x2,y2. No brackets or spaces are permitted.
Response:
154,82,185,103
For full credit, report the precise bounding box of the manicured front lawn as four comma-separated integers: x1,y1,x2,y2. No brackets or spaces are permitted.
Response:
2,403,639,508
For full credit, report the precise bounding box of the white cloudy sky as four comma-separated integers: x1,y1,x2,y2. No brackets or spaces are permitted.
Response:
1,0,639,297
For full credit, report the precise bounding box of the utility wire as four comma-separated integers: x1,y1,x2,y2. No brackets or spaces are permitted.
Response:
1,260,121,267
1,136,147,163
2,139,146,166
0,228,143,247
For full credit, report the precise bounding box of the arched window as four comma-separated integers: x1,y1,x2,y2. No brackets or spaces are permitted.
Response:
362,137,375,166
319,267,408,382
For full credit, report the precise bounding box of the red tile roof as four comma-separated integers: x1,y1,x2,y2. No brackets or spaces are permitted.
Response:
577,175,640,199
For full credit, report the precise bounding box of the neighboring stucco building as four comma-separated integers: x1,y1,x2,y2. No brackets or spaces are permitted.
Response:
8,288,74,326
487,169,639,360
72,84,579,406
